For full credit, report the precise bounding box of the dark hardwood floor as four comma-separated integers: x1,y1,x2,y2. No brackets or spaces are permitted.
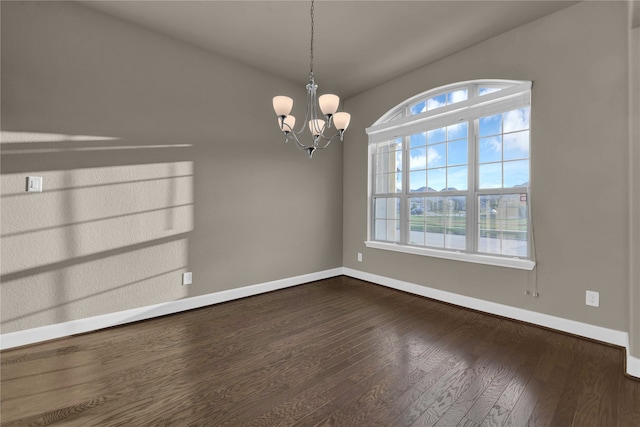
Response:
1,276,639,426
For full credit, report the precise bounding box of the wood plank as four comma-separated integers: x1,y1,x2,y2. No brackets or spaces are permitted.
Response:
465,330,541,425
1,276,638,426
503,377,544,426
434,334,519,426
617,376,640,425
526,365,569,427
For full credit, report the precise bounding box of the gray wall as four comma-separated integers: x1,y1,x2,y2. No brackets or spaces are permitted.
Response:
343,0,634,349
1,1,343,333
630,21,640,357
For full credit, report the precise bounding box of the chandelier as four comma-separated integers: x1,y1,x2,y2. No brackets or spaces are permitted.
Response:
272,0,351,158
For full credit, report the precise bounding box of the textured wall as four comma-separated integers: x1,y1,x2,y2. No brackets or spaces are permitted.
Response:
1,1,343,333
630,25,640,358
343,1,631,336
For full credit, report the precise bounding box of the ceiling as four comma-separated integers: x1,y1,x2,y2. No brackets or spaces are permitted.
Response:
80,1,578,98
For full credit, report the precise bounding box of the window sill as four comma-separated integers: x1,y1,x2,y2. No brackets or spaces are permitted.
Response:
364,241,536,270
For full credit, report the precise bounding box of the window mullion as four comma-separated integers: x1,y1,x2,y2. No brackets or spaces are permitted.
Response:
401,135,409,245
369,148,375,241
468,119,478,253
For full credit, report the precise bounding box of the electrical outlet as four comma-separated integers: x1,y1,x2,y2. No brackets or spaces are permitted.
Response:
586,290,599,307
182,272,192,285
26,176,43,192
357,253,363,262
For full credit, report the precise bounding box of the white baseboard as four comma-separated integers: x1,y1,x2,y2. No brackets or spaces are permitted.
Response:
342,267,640,379
0,267,343,351
2,266,638,379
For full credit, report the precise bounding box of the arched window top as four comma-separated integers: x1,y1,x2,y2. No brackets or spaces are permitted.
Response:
372,80,531,127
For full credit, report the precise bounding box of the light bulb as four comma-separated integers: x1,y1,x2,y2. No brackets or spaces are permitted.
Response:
333,112,351,131
272,96,293,117
308,119,326,136
278,115,296,132
319,94,340,116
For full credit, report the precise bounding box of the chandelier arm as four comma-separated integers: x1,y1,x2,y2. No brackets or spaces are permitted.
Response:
291,125,307,137
315,135,341,149
317,132,342,142
288,120,308,138
309,84,322,138
279,121,304,139
295,142,310,152
289,79,315,137
288,132,307,149
287,124,332,150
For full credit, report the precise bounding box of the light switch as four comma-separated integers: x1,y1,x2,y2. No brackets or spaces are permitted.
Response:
26,176,43,192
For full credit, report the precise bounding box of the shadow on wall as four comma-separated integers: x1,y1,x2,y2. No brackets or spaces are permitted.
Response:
0,131,195,333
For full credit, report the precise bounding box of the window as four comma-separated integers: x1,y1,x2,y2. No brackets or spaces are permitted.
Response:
366,80,534,270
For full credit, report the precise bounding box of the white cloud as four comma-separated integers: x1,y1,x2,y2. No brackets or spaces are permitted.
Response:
410,146,443,169
427,147,442,167
449,89,468,104
486,136,502,152
427,97,446,111
503,108,530,133
447,122,467,139
504,131,529,156
410,153,427,169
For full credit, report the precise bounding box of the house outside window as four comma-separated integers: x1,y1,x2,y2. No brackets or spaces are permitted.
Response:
366,80,535,270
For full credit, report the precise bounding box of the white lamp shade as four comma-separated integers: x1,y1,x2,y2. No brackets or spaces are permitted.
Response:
278,115,296,132
333,112,351,131
319,94,340,116
308,119,326,136
273,96,293,116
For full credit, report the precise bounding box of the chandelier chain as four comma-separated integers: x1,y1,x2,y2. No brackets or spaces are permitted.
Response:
310,0,314,77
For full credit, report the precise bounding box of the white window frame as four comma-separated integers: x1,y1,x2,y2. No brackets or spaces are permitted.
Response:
365,80,535,270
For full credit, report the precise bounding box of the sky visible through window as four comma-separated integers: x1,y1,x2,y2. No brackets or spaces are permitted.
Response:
408,122,469,192
401,107,530,192
479,107,530,189
409,89,469,115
